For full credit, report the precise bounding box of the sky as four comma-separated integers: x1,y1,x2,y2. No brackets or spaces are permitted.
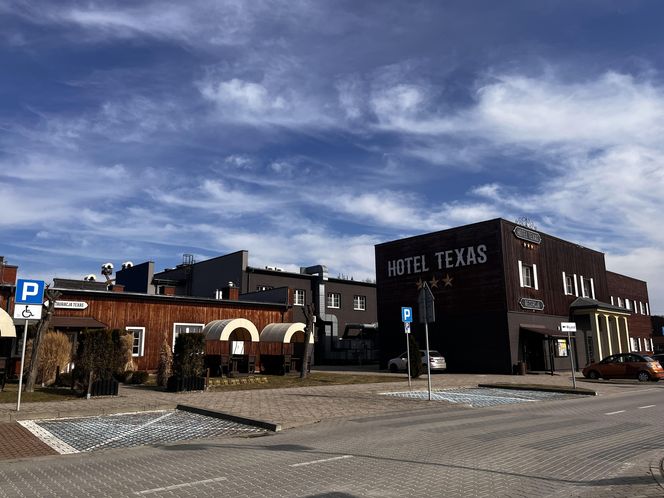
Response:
1,1,664,313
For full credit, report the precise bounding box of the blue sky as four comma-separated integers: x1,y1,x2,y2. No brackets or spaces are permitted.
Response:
2,1,664,312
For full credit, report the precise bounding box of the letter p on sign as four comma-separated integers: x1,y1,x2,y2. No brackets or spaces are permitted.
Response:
401,307,413,323
16,279,45,305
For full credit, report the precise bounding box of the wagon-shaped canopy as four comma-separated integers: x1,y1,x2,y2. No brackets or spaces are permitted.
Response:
260,322,312,344
203,318,259,342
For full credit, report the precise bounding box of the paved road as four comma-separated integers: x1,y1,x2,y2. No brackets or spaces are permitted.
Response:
1,383,663,497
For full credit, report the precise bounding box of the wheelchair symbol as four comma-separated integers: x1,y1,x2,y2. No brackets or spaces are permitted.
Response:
21,306,34,318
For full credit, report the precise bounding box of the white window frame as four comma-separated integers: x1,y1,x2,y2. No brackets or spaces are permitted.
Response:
563,272,574,295
573,274,579,296
127,326,145,357
631,337,638,351
617,297,624,308
610,296,615,305
625,298,631,310
294,289,305,306
353,295,366,311
646,303,650,315
327,292,341,309
172,322,204,351
519,260,535,288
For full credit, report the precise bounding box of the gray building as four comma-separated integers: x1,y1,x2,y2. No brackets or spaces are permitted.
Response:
119,251,378,364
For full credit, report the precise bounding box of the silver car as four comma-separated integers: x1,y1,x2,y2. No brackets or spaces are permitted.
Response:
388,350,447,373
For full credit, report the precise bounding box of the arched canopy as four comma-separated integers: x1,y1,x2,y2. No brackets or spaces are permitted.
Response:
260,322,312,344
0,308,16,338
203,318,259,342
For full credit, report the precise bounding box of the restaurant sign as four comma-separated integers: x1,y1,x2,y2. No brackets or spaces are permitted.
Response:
513,226,542,245
53,301,89,310
519,298,545,311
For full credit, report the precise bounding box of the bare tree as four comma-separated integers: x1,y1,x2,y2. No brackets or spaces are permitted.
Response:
300,303,316,379
25,288,61,392
514,216,538,230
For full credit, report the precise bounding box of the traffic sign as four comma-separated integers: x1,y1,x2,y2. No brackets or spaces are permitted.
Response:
15,279,45,305
401,307,413,323
418,282,435,324
404,322,411,334
560,322,577,332
13,304,42,320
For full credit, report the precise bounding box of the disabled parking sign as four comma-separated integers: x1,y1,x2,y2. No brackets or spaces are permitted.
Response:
13,279,45,320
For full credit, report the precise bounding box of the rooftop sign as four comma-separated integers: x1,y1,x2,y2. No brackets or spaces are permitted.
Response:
513,226,541,245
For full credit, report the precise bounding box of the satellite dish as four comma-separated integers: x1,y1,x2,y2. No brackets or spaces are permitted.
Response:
83,274,97,282
121,261,134,270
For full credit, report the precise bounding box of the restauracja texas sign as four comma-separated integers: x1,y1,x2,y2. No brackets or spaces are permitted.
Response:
386,244,488,277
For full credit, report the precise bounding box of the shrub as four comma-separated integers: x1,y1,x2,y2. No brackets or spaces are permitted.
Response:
114,370,134,383
76,329,135,389
130,371,149,384
408,335,424,378
157,339,173,387
55,372,73,387
172,333,205,378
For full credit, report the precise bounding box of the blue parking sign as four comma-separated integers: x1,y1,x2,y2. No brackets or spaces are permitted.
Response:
401,307,413,323
15,279,45,305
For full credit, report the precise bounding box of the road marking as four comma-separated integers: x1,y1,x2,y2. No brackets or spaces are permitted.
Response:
18,420,79,454
638,405,656,409
604,410,625,415
290,455,353,467
134,477,227,495
84,411,175,451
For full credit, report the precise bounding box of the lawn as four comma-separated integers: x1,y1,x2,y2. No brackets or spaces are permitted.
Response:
205,372,403,391
0,382,80,403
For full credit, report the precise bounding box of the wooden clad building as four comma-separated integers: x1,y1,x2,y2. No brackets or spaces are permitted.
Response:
375,218,654,374
49,287,291,371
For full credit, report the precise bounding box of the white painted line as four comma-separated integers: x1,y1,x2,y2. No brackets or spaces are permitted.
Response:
605,410,625,415
18,420,79,454
290,455,353,467
134,477,227,495
638,405,656,409
83,411,175,452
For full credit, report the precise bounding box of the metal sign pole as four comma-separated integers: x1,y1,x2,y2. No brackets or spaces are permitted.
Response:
568,330,577,389
424,321,432,401
405,327,412,391
16,319,29,411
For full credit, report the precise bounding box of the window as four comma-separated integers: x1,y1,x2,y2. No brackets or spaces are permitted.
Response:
610,296,615,305
294,289,305,306
564,273,574,295
327,292,340,309
617,297,624,308
631,337,638,351
640,302,645,314
172,323,204,350
518,261,538,289
353,295,366,311
625,298,631,310
581,277,593,298
127,327,145,357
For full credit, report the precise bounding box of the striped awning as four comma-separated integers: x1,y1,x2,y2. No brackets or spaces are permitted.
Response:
0,308,17,338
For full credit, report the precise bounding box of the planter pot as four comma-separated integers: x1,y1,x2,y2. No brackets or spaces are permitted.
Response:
90,378,119,396
167,375,206,392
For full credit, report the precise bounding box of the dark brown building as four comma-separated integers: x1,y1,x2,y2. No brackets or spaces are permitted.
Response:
375,219,654,374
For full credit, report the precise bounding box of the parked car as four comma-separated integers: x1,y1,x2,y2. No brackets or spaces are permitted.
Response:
651,353,664,365
388,350,447,373
582,353,664,382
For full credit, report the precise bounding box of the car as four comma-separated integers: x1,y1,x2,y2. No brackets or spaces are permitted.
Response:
582,353,664,382
651,353,664,365
388,350,447,373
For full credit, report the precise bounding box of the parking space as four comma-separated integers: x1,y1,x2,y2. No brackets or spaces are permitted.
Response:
19,410,266,454
380,387,572,407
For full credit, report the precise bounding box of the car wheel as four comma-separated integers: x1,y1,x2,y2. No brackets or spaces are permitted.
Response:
586,370,600,380
637,370,651,382
389,363,398,373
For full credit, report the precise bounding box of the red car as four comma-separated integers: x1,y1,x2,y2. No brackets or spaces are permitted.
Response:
582,353,664,382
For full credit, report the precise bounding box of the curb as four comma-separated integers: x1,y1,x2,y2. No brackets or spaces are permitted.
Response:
176,404,281,432
650,457,664,490
477,383,597,396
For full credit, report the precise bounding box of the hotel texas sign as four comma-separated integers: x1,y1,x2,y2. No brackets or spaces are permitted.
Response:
386,244,488,277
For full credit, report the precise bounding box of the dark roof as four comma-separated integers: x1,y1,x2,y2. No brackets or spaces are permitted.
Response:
51,316,108,329
570,297,629,314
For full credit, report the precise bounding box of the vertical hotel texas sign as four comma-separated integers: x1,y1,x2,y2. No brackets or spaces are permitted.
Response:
385,244,488,277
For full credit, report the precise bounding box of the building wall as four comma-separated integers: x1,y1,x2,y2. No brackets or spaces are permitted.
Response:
52,289,290,370
606,271,653,350
375,219,510,372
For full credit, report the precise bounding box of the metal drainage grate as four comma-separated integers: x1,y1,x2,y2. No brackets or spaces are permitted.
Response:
380,387,571,407
20,410,265,454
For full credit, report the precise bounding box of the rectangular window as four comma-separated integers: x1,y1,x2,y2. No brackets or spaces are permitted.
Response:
564,274,574,295
581,277,592,298
327,292,341,309
630,337,638,351
294,289,305,306
127,327,145,357
522,264,533,288
625,298,631,310
172,323,204,350
353,295,366,311
610,296,615,305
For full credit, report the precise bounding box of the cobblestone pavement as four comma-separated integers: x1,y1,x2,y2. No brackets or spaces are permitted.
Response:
19,410,265,454
0,423,57,460
380,387,573,406
0,385,663,497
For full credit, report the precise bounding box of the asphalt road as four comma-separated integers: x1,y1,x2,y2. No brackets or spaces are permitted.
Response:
1,383,663,497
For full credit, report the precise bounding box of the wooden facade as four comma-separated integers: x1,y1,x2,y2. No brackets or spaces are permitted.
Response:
376,218,655,374
50,288,291,371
